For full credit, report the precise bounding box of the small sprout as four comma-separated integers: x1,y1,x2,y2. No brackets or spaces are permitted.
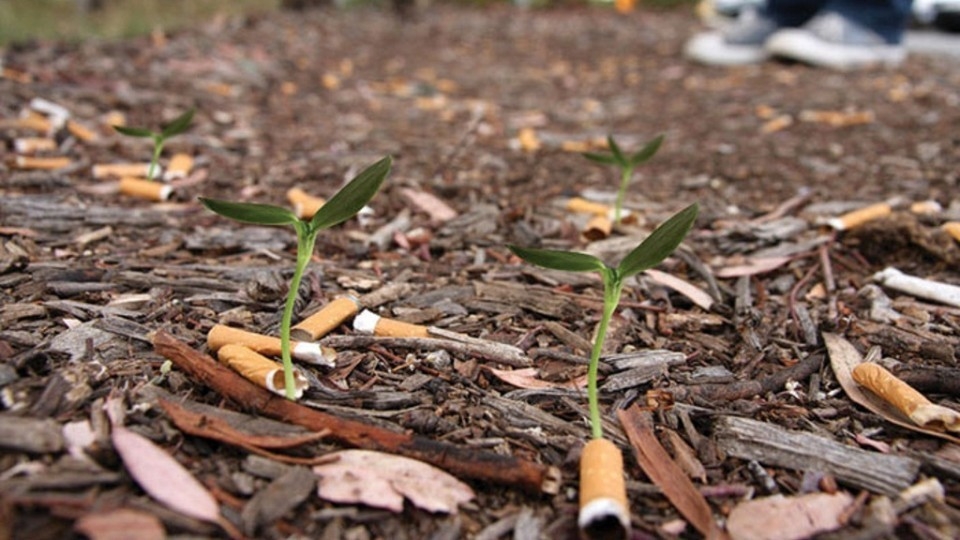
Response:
200,156,391,400
583,134,664,225
509,202,697,439
113,108,195,181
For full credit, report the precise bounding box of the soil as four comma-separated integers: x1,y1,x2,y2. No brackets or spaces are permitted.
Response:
2,5,960,539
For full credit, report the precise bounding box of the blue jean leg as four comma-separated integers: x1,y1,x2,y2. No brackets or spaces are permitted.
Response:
764,0,913,43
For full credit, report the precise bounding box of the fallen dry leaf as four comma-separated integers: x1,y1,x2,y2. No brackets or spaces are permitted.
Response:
401,188,458,223
644,268,714,311
485,366,587,390
727,492,854,540
74,508,165,540
111,426,221,524
714,256,792,278
313,449,475,514
823,332,960,445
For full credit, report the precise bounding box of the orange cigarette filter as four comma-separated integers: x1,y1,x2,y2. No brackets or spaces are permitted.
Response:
287,187,327,219
13,137,57,154
827,202,892,231
217,344,308,399
909,200,942,215
578,438,631,538
14,156,72,170
1,112,51,133
93,163,152,179
118,177,172,202
353,309,430,338
566,197,610,217
208,324,336,367
291,296,360,341
164,153,194,180
582,214,613,242
852,362,960,432
942,222,960,243
66,120,98,142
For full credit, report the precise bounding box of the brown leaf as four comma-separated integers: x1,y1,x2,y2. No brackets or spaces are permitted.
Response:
401,188,458,222
823,332,960,444
617,405,727,539
111,426,221,524
313,449,475,514
74,508,165,540
727,492,854,540
644,269,714,310
714,256,792,278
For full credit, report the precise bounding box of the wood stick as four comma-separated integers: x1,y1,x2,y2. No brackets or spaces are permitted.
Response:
665,353,822,404
153,330,559,494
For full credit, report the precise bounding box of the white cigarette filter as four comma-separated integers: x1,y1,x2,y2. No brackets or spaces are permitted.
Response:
827,202,892,231
353,309,430,338
291,296,360,341
217,344,308,399
118,177,172,202
872,267,960,308
207,324,336,367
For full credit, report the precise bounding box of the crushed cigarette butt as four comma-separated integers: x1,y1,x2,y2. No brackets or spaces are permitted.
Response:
93,163,152,179
291,296,359,341
566,197,610,216
582,214,612,241
163,153,194,181
286,187,327,219
354,309,429,338
118,177,172,202
207,324,336,367
217,344,308,399
852,363,960,433
827,202,892,231
14,137,57,154
941,222,960,243
14,156,72,170
66,120,98,142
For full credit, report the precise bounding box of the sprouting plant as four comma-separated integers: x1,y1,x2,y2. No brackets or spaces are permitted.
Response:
199,156,391,400
113,108,195,180
583,134,664,226
509,202,697,439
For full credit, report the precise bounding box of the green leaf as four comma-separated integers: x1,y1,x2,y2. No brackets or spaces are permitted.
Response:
617,203,698,278
606,135,626,164
508,245,607,273
582,152,619,166
628,134,664,166
161,108,195,138
199,197,300,226
310,156,391,230
112,125,155,138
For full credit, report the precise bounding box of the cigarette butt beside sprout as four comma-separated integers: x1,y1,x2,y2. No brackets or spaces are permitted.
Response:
353,309,430,338
583,215,613,241
578,438,631,540
827,202,892,231
217,344,308,399
567,197,611,216
207,324,336,367
852,362,960,433
163,153,194,181
93,163,153,179
118,177,173,202
286,187,327,219
14,156,72,170
291,296,360,341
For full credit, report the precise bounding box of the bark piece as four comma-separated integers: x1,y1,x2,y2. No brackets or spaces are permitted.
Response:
241,466,316,535
0,415,64,453
474,281,579,319
714,415,919,495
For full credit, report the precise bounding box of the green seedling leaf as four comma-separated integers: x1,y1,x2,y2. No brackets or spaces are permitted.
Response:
161,108,195,139
606,135,626,165
628,134,664,167
508,245,606,273
198,198,300,226
582,152,620,165
112,125,154,138
311,156,392,230
617,203,698,278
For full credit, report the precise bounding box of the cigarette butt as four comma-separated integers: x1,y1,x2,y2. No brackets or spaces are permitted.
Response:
909,200,942,215
2,66,32,84
93,163,153,179
217,344,308,399
118,177,172,202
353,309,430,338
207,324,336,367
566,197,610,217
942,222,960,243
13,137,57,154
518,127,540,152
760,114,793,134
14,156,72,170
291,296,360,341
163,153,194,180
582,214,613,241
852,362,960,432
578,438,630,539
2,112,52,133
872,267,960,308
827,202,892,231
103,111,126,129
287,187,327,219
66,120,99,142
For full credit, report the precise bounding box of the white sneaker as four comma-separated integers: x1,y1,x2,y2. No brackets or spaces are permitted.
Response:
685,8,780,66
765,12,907,70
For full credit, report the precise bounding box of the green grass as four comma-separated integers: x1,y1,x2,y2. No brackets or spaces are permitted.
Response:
0,0,280,46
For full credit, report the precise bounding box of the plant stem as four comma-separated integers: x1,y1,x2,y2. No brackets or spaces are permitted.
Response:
587,274,624,439
279,228,317,400
614,166,633,226
148,137,164,181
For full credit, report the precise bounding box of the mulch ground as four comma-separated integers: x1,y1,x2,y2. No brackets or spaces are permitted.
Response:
2,4,960,539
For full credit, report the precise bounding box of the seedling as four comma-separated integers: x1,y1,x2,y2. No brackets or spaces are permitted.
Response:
583,134,664,226
200,156,391,400
113,108,195,181
509,202,697,538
